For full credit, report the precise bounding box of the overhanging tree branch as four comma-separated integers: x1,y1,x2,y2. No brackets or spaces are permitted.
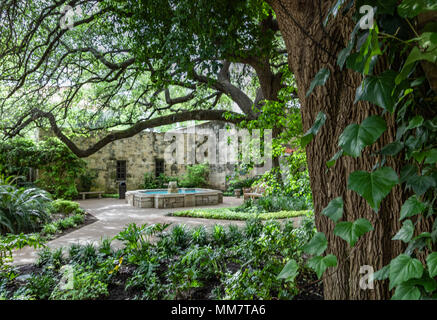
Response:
31,109,245,157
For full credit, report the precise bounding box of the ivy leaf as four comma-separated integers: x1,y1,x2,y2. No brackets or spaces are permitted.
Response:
301,111,327,148
338,116,387,157
348,167,399,212
409,275,437,294
406,115,424,130
380,141,404,156
277,259,299,282
321,197,343,223
326,150,343,168
398,0,437,19
427,252,437,278
392,220,415,243
373,265,390,281
306,68,330,97
334,218,373,246
389,254,424,290
346,52,378,74
399,195,426,220
400,164,417,183
354,71,397,112
337,42,353,70
303,232,328,256
396,46,437,84
391,283,421,300
424,149,437,164
307,254,338,279
406,173,436,196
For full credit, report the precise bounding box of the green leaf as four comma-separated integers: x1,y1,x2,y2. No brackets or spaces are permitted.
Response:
392,220,415,243
389,254,424,290
354,71,397,112
400,195,426,220
400,164,417,183
398,0,437,19
303,232,328,256
337,42,353,70
348,167,399,212
306,68,330,97
346,52,378,74
409,275,437,293
396,46,437,84
406,174,436,196
391,283,421,300
277,259,299,282
326,150,343,168
373,265,390,281
301,111,327,148
424,149,437,164
334,218,373,246
406,115,424,130
426,252,437,278
321,197,343,223
380,141,404,156
307,254,338,279
338,116,387,157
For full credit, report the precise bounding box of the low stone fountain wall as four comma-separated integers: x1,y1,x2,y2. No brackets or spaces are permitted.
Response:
125,188,223,209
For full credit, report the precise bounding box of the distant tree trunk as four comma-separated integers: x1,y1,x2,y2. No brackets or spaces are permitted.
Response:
268,0,408,299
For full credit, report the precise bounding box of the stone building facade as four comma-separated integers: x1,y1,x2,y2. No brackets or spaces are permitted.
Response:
46,121,261,193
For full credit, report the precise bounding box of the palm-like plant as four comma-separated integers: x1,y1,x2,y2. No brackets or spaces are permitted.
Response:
0,182,52,235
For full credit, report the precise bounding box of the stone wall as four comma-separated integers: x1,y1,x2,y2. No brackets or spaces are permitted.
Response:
39,121,257,193
81,131,189,193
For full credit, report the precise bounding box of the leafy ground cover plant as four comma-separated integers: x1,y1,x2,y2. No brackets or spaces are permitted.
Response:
171,207,311,221
49,200,82,216
0,217,320,300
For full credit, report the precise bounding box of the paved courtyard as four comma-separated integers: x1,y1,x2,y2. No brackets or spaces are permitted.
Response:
12,196,304,265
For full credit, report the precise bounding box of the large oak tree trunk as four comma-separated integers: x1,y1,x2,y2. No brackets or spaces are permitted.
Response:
268,0,407,299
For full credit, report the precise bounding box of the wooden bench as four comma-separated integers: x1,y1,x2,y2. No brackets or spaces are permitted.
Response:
79,191,105,200
243,186,265,201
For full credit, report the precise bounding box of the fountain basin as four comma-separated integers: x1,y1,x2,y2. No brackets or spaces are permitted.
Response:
126,188,223,209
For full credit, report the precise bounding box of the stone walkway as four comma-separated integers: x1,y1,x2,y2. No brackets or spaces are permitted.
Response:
12,196,303,265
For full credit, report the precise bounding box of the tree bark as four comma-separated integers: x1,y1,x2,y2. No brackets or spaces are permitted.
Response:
268,0,407,299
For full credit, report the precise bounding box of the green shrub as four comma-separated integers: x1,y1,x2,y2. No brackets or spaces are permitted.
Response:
50,200,81,216
143,172,177,189
226,175,258,193
57,217,76,230
143,172,159,189
178,163,209,188
72,213,84,225
42,223,58,235
0,138,87,200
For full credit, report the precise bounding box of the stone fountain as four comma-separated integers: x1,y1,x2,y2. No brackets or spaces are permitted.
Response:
168,181,178,193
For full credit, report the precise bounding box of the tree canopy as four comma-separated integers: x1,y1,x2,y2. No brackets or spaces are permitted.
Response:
0,0,295,157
